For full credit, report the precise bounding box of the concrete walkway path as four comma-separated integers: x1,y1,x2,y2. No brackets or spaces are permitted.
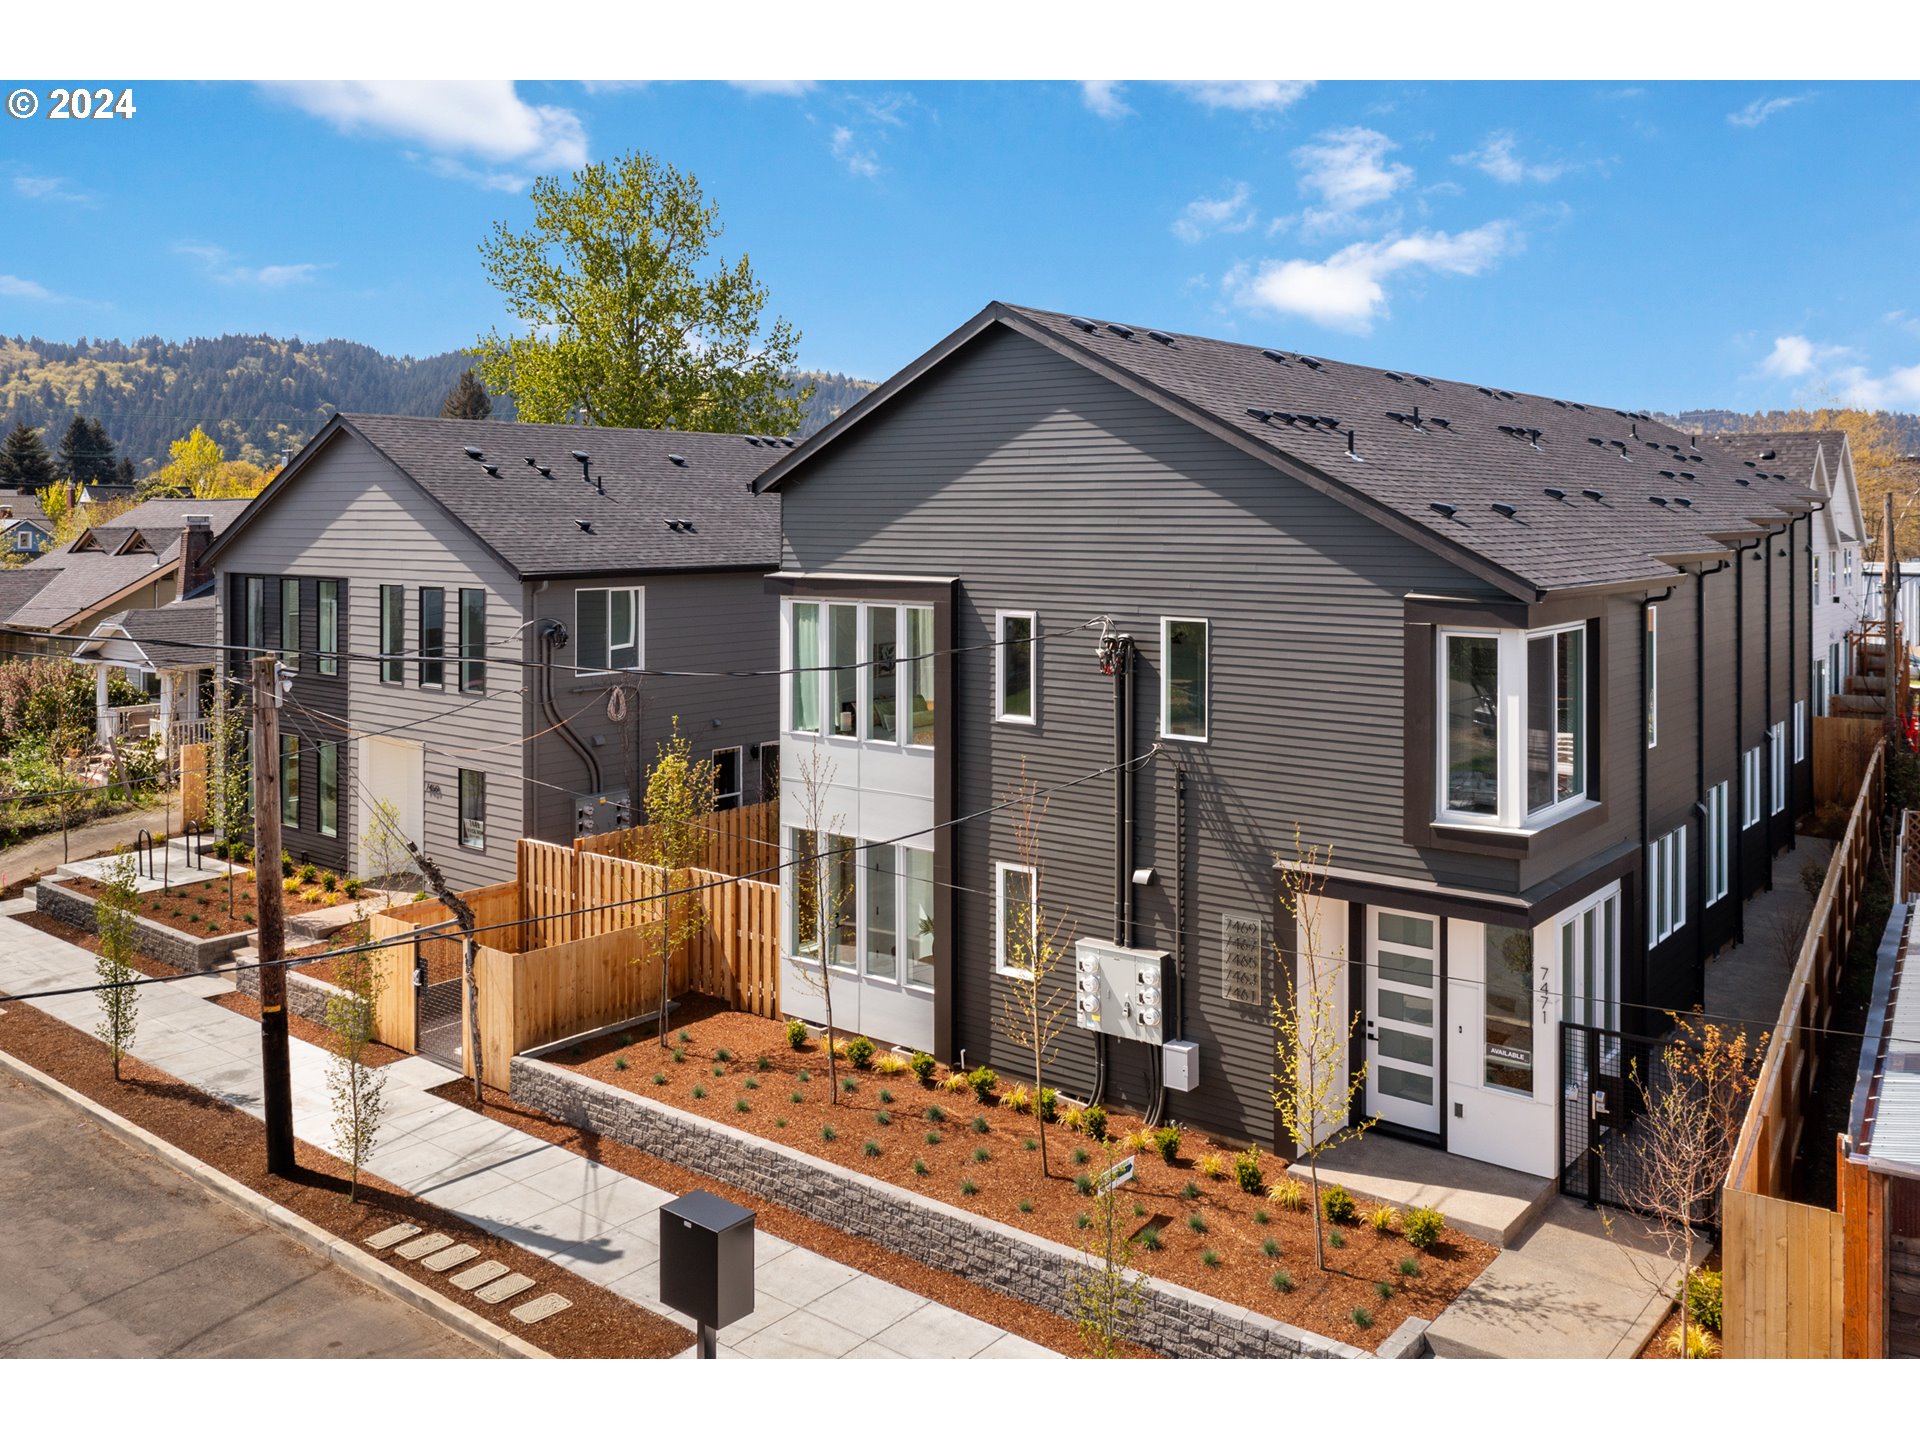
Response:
0,900,1052,1359
1704,835,1836,1042
0,796,178,889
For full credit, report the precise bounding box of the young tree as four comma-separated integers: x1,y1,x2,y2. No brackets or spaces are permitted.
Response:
440,368,493,420
1271,830,1374,1271
206,680,252,857
786,747,854,1103
1065,1135,1149,1357
0,422,57,491
639,717,718,1046
139,426,270,500
359,795,422,892
324,937,388,1202
93,850,141,1079
995,772,1070,1176
471,150,809,435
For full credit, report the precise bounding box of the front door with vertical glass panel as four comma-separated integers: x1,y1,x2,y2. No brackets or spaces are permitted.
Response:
1366,910,1442,1132
1559,886,1621,1069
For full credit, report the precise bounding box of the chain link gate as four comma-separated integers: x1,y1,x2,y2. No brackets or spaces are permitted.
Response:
413,932,466,1070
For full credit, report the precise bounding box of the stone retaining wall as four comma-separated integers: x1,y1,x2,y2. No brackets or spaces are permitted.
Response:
510,1055,1367,1360
35,878,254,974
233,951,346,1028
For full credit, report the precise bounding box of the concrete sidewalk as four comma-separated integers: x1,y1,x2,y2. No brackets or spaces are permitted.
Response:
0,899,1052,1360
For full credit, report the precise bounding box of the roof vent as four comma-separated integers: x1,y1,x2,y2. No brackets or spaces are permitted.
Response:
463,446,485,461
537,466,553,478
745,436,761,446
1659,469,1676,479
1345,428,1361,460
1383,371,1404,383
1261,348,1289,364
1649,496,1669,507
1317,415,1340,429
1679,471,1696,481
1587,436,1605,447
1067,316,1097,332
1631,422,1640,440
1245,408,1273,422
1272,411,1298,425
1108,324,1135,339
1298,356,1322,370
524,456,538,466
1743,460,1757,468
1412,376,1433,387
1760,449,1777,461
1429,502,1456,518
1428,416,1452,429
1572,402,1588,411
1736,476,1752,486
571,449,590,463
1646,441,1662,450
668,453,686,466
1498,390,1515,400
575,518,594,533
1147,330,1175,346
1675,497,1694,508
1477,386,1494,397
483,464,500,477
1544,486,1568,500
1583,488,1605,501
1552,399,1567,408
1492,502,1518,518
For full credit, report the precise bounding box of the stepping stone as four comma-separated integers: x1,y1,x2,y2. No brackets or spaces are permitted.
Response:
510,1294,572,1325
421,1243,481,1273
475,1273,536,1305
365,1223,422,1251
395,1232,454,1261
451,1261,510,1292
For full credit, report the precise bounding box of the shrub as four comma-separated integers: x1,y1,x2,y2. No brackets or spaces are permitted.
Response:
1262,1236,1281,1258
786,1019,810,1050
941,1071,971,1095
965,1066,998,1103
913,1158,930,1176
1686,1267,1723,1333
691,1084,706,1099
297,862,317,884
1667,1327,1719,1359
909,1051,936,1085
864,1140,882,1158
1180,1180,1201,1201
875,1052,910,1076
1187,1212,1208,1235
1017,1199,1034,1214
1201,1248,1222,1269
924,1131,942,1146
798,1069,811,1083
1233,1146,1266,1194
845,1035,875,1070
319,871,337,891
1350,1307,1373,1330
1328,1229,1346,1250
282,876,301,894
1000,1083,1032,1114
672,1047,685,1064
972,1115,990,1135
1139,1226,1163,1251
679,1028,691,1043
734,1098,751,1114
820,1124,837,1142
972,1147,991,1164
875,1110,892,1127
756,1054,771,1072
775,1117,788,1129
1023,1138,1037,1152
712,1065,726,1078
342,878,362,900
1403,1205,1446,1250
790,1092,804,1105
1271,1270,1294,1293
281,852,294,877
652,1073,667,1086
614,1056,629,1071
1399,1256,1421,1278
1152,1125,1182,1163
1321,1184,1357,1225
924,1104,946,1123
1074,1173,1094,1196
1367,1203,1400,1235
879,1088,894,1105
1124,1128,1155,1155
1075,1212,1091,1230
1268,1177,1307,1212
1198,1152,1227,1181
1078,1104,1108,1141
714,1047,732,1063
960,1178,979,1197
840,1076,858,1094
1036,1087,1058,1123
1254,1208,1270,1226
744,1077,760,1090
1072,1145,1091,1166
1374,1280,1394,1302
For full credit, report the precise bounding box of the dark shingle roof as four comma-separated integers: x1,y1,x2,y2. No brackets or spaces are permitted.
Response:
108,597,218,670
1706,430,1840,484
309,415,783,579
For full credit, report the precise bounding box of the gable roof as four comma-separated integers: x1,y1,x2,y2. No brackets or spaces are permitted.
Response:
75,597,218,672
205,414,785,581
0,501,244,636
61,499,247,562
758,302,1824,598
1709,429,1862,544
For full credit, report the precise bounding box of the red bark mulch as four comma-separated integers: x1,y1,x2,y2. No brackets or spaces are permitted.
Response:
64,868,358,937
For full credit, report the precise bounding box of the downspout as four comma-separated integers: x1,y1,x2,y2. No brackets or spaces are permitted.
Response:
1765,523,1775,883
539,619,600,794
1733,536,1762,945
1693,560,1728,989
1642,587,1675,999
1094,630,1134,1107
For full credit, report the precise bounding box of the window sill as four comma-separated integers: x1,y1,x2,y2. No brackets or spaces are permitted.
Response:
1432,797,1600,839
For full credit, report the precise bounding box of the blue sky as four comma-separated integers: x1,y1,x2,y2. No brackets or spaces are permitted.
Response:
3,78,1918,413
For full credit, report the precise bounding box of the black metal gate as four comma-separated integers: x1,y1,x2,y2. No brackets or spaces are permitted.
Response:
414,933,466,1071
1558,1020,1721,1234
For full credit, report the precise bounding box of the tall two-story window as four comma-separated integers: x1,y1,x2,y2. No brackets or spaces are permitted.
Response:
904,847,934,988
713,747,742,811
997,611,1036,723
317,580,339,676
906,606,934,745
1648,824,1686,944
379,584,404,684
1742,746,1763,828
867,606,897,742
1704,781,1730,905
1645,607,1658,748
1161,618,1209,741
459,588,486,693
576,587,641,672
280,579,300,671
244,576,266,660
458,770,485,850
1830,548,1840,600
317,742,339,838
1770,721,1787,815
1438,623,1590,827
418,587,444,687
865,847,897,981
828,603,858,736
788,600,934,746
1815,658,1829,717
1844,547,1855,589
280,733,300,830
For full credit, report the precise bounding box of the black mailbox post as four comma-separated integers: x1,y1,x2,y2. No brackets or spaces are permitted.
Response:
658,1189,755,1357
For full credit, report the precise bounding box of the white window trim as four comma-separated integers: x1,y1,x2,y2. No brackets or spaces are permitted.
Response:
1159,615,1211,744
994,609,1038,726
784,598,820,736
1646,606,1657,750
1435,621,1592,831
1770,721,1787,815
995,860,1036,978
1793,700,1807,763
1705,781,1730,905
575,586,645,676
902,844,936,993
1742,746,1763,828
1648,824,1686,946
712,745,743,809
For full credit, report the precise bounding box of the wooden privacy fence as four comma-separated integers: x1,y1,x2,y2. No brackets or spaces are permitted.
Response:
1722,740,1886,1357
573,798,779,879
1814,715,1883,808
178,741,208,827
363,880,521,1053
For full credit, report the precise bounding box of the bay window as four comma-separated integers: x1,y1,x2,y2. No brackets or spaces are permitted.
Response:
785,599,936,747
1437,622,1591,828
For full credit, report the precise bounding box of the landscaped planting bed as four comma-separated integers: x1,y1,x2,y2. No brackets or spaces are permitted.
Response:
64,868,362,935
544,996,1497,1348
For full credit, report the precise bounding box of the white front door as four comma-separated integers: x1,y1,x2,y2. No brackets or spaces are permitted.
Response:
358,735,424,865
1366,909,1442,1132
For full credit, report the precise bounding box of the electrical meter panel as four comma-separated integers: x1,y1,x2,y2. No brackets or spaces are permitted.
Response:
1073,939,1172,1045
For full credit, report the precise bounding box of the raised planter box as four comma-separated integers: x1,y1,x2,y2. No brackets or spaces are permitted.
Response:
510,1054,1367,1360
232,947,347,1028
35,877,254,974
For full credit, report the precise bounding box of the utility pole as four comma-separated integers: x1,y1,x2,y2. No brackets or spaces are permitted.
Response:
251,654,296,1177
1886,492,1906,748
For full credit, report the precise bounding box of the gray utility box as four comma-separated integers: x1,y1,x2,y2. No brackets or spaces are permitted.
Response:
659,1189,756,1337
1073,939,1172,1045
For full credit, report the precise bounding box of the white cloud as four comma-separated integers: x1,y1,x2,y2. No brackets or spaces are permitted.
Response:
1172,182,1257,243
0,274,58,301
1080,81,1130,120
176,243,325,288
263,81,587,188
1289,127,1412,236
831,127,880,179
1171,81,1313,113
727,80,816,97
1757,332,1920,408
14,173,93,205
1452,131,1566,185
1227,221,1517,334
1758,334,1850,380
1728,94,1812,128
1831,362,1920,409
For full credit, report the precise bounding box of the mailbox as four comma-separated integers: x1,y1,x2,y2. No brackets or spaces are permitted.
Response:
659,1189,756,1356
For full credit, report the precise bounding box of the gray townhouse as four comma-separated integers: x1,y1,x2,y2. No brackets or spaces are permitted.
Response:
752,301,1823,1183
202,414,785,887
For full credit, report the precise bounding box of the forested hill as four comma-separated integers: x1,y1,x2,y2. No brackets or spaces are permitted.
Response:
0,333,876,475
1667,407,1920,452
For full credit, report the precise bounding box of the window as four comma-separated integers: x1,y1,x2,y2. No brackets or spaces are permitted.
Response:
825,834,857,970
1831,640,1844,688
1742,746,1763,828
997,611,1036,723
1812,552,1822,601
459,588,486,693
280,733,300,830
789,602,820,733
907,606,935,746
1830,548,1840,599
904,847,935,989
1704,781,1730,905
1815,658,1829,718
867,605,896,742
1794,700,1806,763
828,603,858,736
1645,607,1658,749
865,846,897,982
418,587,444,687
318,743,339,838
996,862,1036,976
1438,622,1591,828
280,578,300,671
788,828,821,959
1161,617,1209,740
1844,547,1854,589
317,580,339,677
576,587,641,672
380,584,404,684
245,576,266,659
459,770,485,850
1647,824,1686,945
713,747,742,811
1770,721,1787,815
1483,924,1534,1096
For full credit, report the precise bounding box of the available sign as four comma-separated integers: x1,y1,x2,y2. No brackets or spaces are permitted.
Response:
1486,1044,1532,1066
1093,1156,1135,1194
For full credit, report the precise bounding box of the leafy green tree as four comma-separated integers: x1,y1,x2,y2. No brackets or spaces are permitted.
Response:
325,940,389,1202
93,851,142,1079
471,150,809,435
0,422,56,491
139,426,268,499
639,717,718,1046
440,368,493,420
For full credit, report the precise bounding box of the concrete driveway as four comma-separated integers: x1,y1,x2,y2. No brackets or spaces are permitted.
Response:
0,1073,480,1358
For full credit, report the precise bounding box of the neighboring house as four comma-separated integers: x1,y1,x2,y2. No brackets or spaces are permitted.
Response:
1,498,53,558
1712,430,1867,714
201,414,785,886
1863,561,1920,670
754,301,1822,1179
69,594,218,751
0,499,243,663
